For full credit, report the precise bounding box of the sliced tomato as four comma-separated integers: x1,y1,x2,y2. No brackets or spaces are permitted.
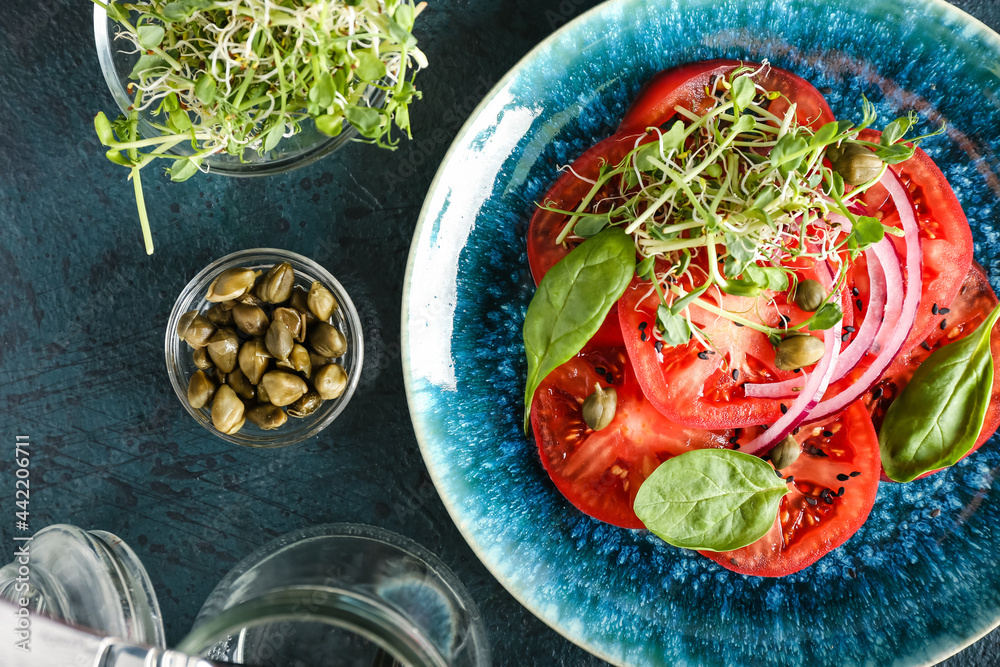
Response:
618,261,854,430
701,403,881,577
856,129,973,352
531,341,744,528
618,59,835,135
527,132,643,284
867,263,1000,480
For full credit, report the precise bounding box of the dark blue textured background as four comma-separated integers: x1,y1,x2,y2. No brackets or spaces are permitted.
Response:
1,1,999,665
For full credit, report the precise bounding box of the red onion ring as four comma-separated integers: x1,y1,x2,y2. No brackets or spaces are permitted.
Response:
745,243,889,398
805,169,922,420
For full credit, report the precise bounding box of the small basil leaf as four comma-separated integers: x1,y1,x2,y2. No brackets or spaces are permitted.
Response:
880,304,1000,482
634,449,790,551
523,228,636,431
573,216,609,238
852,215,885,247
808,302,843,331
657,304,690,345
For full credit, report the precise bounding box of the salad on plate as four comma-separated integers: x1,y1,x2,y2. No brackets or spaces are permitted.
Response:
522,60,1000,577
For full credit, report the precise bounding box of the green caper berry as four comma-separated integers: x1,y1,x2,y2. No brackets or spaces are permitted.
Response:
582,384,617,431
793,279,826,312
828,143,883,185
769,434,801,470
774,334,825,371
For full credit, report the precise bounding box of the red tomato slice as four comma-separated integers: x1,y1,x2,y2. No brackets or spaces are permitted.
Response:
618,263,854,430
856,129,973,352
527,133,643,284
531,342,741,528
701,403,881,577
618,60,835,135
867,263,1000,479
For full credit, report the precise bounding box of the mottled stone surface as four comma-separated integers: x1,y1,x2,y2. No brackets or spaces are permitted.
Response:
0,0,997,665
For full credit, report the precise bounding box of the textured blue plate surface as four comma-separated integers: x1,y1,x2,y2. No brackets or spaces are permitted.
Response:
402,1,1000,664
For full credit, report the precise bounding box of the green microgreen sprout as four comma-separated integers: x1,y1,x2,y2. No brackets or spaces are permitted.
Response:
91,0,428,253
540,61,942,355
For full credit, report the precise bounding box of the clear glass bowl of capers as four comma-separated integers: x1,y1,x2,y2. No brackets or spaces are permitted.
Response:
166,249,364,447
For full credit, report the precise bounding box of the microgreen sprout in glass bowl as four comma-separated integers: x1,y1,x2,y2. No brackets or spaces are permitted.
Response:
92,0,428,254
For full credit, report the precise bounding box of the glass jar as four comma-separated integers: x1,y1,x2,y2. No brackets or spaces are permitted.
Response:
176,524,491,667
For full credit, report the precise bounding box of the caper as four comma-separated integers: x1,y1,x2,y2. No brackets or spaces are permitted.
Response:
769,434,801,470
245,403,288,430
313,364,348,400
206,267,256,302
310,322,347,358
187,370,217,409
238,339,271,385
233,303,270,337
308,281,338,321
289,286,317,325
206,328,240,373
177,311,216,349
211,384,245,434
192,347,214,370
265,319,294,361
257,380,271,405
827,143,883,186
260,371,308,407
793,279,825,312
273,307,306,343
774,334,825,371
205,303,234,326
258,262,295,304
237,292,265,308
309,351,331,368
227,367,256,401
581,383,617,431
276,343,312,377
288,391,323,418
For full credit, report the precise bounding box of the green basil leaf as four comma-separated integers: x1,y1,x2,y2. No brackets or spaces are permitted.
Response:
355,50,387,83
808,302,843,331
880,304,1000,482
657,304,690,345
168,157,200,182
523,227,636,432
731,75,756,114
634,449,790,551
573,216,609,238
852,215,885,247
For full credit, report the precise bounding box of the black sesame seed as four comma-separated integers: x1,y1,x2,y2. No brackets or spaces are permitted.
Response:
837,486,845,496
654,341,663,353
932,303,939,315
940,319,948,330
939,307,951,315
823,430,834,438
920,341,931,351
640,331,648,342
819,86,833,95
732,443,740,450
842,332,851,342
837,473,849,481
872,387,883,400
732,369,740,381
734,322,744,327
806,497,818,506
779,314,790,327
595,367,606,375
794,369,802,374
852,287,860,296
730,558,738,566
856,298,864,311
930,508,941,518
729,436,739,445
697,351,709,360
821,491,834,505
848,568,857,579
605,373,614,384
849,471,861,477
845,326,856,333
638,321,648,330
785,476,794,483
792,427,800,435
780,403,788,414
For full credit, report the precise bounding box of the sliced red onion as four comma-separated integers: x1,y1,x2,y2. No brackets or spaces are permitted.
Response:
743,322,841,455
804,169,922,420
745,243,889,399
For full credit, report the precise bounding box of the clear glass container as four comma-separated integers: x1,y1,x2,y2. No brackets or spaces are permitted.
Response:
176,524,491,667
93,4,365,176
165,248,364,448
0,524,164,646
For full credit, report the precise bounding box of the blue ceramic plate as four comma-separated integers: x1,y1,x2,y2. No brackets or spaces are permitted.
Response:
402,1,1000,664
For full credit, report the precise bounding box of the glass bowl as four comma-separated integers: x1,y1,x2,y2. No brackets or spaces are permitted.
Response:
165,249,364,448
92,4,361,176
